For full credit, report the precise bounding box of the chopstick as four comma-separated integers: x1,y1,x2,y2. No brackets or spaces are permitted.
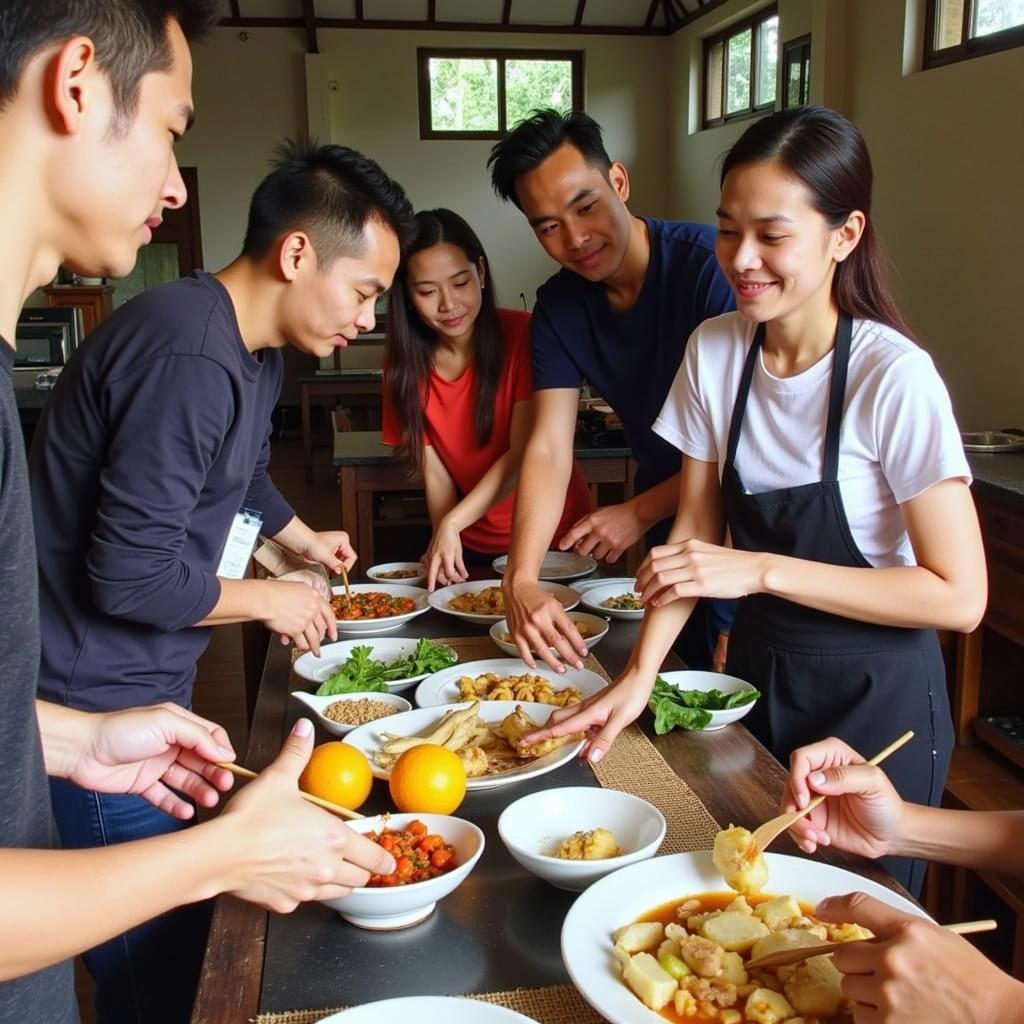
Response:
216,761,364,820
339,562,353,604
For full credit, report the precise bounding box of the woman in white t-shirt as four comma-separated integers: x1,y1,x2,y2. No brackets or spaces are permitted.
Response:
528,106,986,895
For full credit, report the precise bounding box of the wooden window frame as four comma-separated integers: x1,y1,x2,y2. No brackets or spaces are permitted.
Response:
417,47,584,140
782,33,811,109
924,0,1024,69
702,5,778,130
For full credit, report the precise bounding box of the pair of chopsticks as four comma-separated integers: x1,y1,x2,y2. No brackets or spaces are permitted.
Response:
216,761,364,820
338,563,353,603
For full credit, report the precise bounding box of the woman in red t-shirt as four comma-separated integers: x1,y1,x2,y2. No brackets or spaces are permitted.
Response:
383,209,591,590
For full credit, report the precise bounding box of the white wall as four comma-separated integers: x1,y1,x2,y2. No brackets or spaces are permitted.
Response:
177,25,671,306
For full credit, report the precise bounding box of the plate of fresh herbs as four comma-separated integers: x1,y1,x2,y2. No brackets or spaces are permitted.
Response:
293,637,458,694
649,670,760,733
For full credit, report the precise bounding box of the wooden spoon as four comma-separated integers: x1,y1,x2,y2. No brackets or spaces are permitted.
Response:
216,761,364,820
745,918,997,970
749,729,915,855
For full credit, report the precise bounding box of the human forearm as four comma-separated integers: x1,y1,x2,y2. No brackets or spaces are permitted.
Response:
761,556,983,631
507,443,572,579
446,451,517,532
271,515,315,555
894,806,1024,873
630,474,680,533
193,577,273,626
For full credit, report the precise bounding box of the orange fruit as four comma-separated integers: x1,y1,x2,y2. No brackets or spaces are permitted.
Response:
299,742,373,810
388,743,467,814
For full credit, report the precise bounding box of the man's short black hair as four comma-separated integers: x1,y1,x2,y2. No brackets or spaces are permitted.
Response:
0,1,220,128
242,139,416,268
487,108,612,208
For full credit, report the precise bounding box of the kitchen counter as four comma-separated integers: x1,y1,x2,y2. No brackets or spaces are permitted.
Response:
968,450,1024,507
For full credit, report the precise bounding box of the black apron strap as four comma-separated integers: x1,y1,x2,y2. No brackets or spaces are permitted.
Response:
724,322,765,468
822,312,853,482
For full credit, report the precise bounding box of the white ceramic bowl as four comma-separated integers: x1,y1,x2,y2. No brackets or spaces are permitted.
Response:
331,583,429,635
365,561,427,586
578,580,644,620
414,657,608,708
290,690,412,737
428,579,579,625
321,812,485,929
655,669,760,731
562,850,932,1024
292,637,453,692
570,575,635,595
498,787,666,892
492,550,597,582
316,997,538,1023
488,612,610,659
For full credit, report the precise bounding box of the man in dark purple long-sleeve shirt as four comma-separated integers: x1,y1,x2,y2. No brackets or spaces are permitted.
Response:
30,140,414,1024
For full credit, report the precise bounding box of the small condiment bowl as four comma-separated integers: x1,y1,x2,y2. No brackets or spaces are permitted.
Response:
365,561,427,586
489,612,609,659
322,812,486,929
290,690,411,737
497,787,666,892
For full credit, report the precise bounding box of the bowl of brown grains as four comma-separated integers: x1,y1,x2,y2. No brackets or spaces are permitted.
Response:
291,690,412,737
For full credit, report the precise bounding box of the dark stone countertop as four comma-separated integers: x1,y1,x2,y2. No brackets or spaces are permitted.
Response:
968,451,1024,507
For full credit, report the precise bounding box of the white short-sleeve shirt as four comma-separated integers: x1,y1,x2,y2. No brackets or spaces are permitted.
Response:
653,312,971,568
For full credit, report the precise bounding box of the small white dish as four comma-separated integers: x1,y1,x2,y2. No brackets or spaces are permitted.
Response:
292,637,450,692
365,561,427,586
655,669,760,731
428,579,579,626
562,851,932,1024
321,812,484,930
488,612,610,659
345,700,584,790
331,583,429,635
570,575,635,595
497,787,666,892
414,657,608,708
315,997,538,1023
579,580,644,620
491,550,597,582
290,690,411,737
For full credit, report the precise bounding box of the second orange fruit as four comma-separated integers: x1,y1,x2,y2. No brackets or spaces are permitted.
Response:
389,743,467,814
299,741,373,810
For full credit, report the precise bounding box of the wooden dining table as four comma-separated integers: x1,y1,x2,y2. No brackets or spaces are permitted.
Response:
190,593,909,1023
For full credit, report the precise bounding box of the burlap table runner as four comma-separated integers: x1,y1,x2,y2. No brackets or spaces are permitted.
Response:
265,635,721,1023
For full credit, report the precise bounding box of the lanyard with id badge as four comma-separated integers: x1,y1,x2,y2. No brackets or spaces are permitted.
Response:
216,507,263,579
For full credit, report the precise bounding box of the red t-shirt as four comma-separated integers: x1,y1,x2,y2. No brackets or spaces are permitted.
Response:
382,308,592,554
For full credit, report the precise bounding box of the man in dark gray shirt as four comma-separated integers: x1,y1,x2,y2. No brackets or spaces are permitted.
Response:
0,4,396,1022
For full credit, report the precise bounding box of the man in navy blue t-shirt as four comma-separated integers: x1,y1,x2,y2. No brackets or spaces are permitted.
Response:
488,109,735,682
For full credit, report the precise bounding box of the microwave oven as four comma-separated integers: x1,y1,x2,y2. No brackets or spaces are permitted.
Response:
14,307,81,368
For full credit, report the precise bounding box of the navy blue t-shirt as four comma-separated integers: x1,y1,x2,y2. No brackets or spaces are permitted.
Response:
31,272,294,712
532,218,734,499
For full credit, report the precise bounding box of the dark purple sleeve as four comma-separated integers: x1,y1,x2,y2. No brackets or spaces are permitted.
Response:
85,355,230,630
243,418,294,536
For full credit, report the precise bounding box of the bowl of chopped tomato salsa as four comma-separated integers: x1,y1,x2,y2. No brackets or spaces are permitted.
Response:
322,813,485,929
329,583,430,636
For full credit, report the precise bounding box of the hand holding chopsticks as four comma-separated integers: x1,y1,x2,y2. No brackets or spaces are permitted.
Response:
217,761,364,820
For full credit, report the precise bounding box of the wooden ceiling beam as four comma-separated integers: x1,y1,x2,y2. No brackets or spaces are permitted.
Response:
502,0,513,25
229,0,241,17
643,0,660,28
300,0,318,53
355,0,363,20
574,0,587,27
428,0,436,21
670,0,734,32
218,17,669,36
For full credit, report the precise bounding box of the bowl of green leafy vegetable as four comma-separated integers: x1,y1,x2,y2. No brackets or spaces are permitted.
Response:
292,638,458,694
649,671,760,733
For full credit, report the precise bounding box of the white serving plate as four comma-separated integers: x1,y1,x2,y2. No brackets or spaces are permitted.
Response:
365,561,427,586
331,583,429,635
579,580,644,620
320,813,484,930
344,700,584,790
655,669,760,731
316,997,537,1023
491,550,598,582
497,787,666,892
290,690,412,737
415,657,607,708
427,579,579,625
570,575,635,595
562,851,932,1024
488,612,610,659
292,637,451,691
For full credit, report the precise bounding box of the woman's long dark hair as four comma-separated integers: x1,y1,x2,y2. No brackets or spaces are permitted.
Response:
721,106,914,339
386,209,504,475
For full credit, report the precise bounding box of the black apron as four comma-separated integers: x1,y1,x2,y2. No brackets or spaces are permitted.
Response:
721,314,953,896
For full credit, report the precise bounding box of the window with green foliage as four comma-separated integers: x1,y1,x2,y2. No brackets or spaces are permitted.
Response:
417,49,583,140
782,34,811,109
703,7,778,129
925,0,1024,67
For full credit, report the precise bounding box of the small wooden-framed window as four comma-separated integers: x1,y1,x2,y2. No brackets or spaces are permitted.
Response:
703,6,779,129
924,0,1024,68
782,34,811,109
417,48,583,140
